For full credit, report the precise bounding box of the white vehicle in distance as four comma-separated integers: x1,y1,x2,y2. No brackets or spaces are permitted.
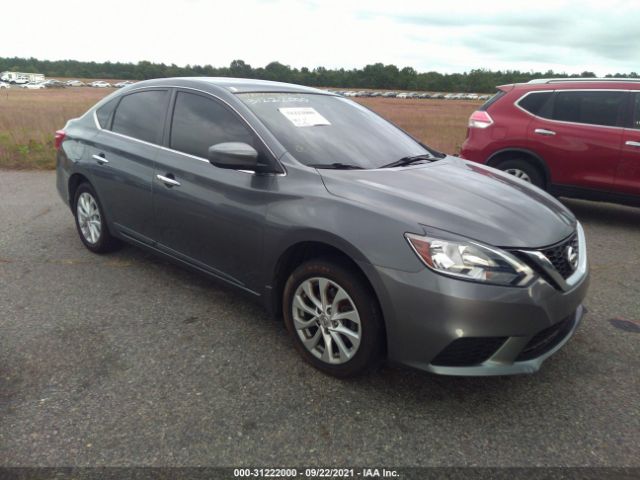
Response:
0,81,10,89
396,92,408,98
114,80,135,88
66,80,86,87
21,82,46,89
89,81,112,88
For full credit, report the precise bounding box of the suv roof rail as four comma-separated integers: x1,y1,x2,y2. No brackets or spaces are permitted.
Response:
527,77,640,84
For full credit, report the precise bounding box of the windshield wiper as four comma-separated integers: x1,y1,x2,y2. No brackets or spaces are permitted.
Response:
380,154,434,169
309,162,364,170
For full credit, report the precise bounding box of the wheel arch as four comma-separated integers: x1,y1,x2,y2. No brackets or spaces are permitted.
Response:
486,148,551,188
268,239,388,348
67,173,91,210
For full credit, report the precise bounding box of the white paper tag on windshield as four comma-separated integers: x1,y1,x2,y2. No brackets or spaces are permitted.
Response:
278,107,331,127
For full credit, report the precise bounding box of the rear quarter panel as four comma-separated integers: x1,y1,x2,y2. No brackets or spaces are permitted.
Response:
461,89,535,163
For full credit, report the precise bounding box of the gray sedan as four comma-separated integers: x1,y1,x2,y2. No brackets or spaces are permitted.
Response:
55,77,589,377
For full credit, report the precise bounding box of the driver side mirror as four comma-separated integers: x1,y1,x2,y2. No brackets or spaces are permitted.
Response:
208,142,258,171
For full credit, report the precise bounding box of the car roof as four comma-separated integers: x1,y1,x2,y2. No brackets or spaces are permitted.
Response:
129,77,332,95
499,78,640,91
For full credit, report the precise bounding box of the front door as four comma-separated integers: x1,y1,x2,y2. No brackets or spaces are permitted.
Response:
152,90,271,290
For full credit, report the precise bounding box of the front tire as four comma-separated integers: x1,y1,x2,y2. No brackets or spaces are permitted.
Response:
73,183,121,253
283,257,384,377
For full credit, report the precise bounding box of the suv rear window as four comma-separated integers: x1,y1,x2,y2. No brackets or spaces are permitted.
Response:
552,91,627,127
518,91,553,116
479,90,506,111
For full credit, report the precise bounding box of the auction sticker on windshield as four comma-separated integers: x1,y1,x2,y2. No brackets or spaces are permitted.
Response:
278,107,331,127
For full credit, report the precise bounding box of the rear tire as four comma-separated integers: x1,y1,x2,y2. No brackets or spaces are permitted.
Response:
73,182,121,254
496,158,545,189
283,257,384,378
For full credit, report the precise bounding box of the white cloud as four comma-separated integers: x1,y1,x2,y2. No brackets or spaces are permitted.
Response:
3,0,639,75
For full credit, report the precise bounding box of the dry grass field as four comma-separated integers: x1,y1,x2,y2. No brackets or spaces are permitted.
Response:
0,88,111,169
355,97,479,154
0,87,481,169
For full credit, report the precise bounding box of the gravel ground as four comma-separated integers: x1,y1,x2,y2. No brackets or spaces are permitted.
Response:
0,171,638,467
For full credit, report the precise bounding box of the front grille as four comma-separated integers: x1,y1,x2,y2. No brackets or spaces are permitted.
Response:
431,337,507,367
540,233,579,279
516,315,575,361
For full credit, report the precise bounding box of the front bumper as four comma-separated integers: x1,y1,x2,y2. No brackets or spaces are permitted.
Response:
426,305,584,376
369,259,589,376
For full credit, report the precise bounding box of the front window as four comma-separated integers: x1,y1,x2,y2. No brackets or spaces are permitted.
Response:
170,91,259,159
238,93,434,169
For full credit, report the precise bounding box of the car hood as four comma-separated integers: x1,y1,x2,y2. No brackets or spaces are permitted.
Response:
318,156,576,248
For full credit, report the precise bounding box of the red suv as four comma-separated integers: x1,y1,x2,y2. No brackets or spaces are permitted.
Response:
461,78,640,206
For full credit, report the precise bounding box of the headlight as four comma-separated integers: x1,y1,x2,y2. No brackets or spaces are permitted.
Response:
405,232,535,287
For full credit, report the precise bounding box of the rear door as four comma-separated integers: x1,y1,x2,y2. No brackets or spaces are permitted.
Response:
89,89,170,241
616,92,640,196
527,90,627,190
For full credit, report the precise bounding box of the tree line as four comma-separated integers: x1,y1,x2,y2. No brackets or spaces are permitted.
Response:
1,56,638,92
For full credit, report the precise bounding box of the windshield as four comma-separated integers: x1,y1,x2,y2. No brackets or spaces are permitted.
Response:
237,93,432,169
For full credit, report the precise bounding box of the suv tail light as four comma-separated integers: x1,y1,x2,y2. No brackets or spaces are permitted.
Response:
54,130,66,150
468,110,494,129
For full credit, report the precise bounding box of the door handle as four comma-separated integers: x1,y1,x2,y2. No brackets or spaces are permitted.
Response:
534,128,556,136
92,154,109,164
156,174,181,187
625,140,640,148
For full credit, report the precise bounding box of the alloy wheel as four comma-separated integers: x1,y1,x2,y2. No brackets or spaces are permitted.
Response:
76,192,102,244
292,277,362,364
504,168,532,183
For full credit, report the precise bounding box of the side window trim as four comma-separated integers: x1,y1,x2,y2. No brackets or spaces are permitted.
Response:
515,88,631,130
160,88,177,148
92,85,285,174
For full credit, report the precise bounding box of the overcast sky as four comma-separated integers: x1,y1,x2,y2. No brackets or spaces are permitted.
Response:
4,0,639,75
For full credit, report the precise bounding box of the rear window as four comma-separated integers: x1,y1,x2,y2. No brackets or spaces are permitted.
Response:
479,90,506,111
552,91,627,127
112,90,170,144
518,91,554,117
95,98,118,129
